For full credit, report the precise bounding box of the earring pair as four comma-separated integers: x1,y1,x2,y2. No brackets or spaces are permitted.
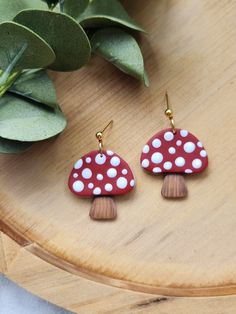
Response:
68,92,208,221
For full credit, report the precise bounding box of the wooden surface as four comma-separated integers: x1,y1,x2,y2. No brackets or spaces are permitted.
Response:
1,0,236,312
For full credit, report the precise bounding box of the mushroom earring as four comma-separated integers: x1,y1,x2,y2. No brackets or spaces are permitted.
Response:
140,92,208,198
68,121,135,220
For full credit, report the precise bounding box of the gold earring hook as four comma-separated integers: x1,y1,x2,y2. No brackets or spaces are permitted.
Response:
96,120,113,156
164,91,176,134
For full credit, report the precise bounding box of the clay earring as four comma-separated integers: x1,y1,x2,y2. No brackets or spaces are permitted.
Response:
68,121,135,220
140,92,208,198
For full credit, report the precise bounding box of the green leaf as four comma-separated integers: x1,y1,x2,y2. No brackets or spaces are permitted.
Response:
14,10,91,71
0,21,55,76
0,137,33,154
0,0,47,23
77,0,145,32
9,69,57,109
143,70,150,87
0,22,55,97
0,94,66,142
91,28,148,85
63,0,89,18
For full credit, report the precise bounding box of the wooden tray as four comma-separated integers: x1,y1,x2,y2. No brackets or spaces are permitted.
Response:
1,1,236,312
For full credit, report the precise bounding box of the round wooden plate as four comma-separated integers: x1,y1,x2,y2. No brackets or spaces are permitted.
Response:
1,0,236,312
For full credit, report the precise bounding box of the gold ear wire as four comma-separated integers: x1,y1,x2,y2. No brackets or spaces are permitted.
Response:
96,120,113,156
164,91,176,134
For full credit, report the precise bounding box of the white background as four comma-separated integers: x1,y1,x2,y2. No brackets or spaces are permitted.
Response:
0,275,74,314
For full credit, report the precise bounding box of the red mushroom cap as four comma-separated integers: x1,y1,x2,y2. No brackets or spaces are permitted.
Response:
69,150,135,197
140,128,208,174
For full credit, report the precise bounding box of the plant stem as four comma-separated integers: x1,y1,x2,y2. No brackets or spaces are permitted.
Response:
0,70,22,97
59,0,64,12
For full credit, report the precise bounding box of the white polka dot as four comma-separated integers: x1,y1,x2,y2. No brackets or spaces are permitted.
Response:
151,152,163,164
192,158,202,169
184,142,196,153
143,145,150,153
122,169,128,175
164,131,174,141
88,183,94,189
107,150,114,156
105,183,113,192
163,162,172,170
117,177,128,189
169,147,176,154
107,168,117,178
130,179,135,187
73,180,84,192
93,187,101,195
73,173,78,178
110,156,120,167
97,174,103,180
86,157,91,163
95,154,106,165
82,168,92,179
180,130,188,137
152,139,162,148
176,140,182,146
200,150,207,157
153,167,162,173
175,157,186,167
197,142,203,148
185,169,193,174
74,159,83,169
142,159,149,168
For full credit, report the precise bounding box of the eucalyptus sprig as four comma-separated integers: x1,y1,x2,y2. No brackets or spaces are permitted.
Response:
0,0,148,153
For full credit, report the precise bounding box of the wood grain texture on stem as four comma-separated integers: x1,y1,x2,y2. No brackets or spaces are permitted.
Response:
90,197,117,221
161,174,188,198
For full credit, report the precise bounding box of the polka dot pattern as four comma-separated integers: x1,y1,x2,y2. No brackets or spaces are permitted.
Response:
130,179,135,187
72,181,84,192
88,183,94,189
143,145,150,153
107,168,117,178
122,169,128,175
74,159,83,169
69,150,135,197
153,167,162,173
164,131,174,141
152,139,162,148
116,177,128,189
175,157,185,167
110,156,121,167
164,161,172,170
151,152,163,164
180,130,188,137
97,174,103,180
105,183,113,192
169,147,176,154
107,150,114,156
82,168,92,179
192,158,202,169
93,187,101,195
142,159,149,168
140,128,208,174
95,153,106,165
183,142,196,153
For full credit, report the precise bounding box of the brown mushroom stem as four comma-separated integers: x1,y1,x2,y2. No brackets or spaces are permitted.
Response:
161,174,188,199
89,196,117,220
